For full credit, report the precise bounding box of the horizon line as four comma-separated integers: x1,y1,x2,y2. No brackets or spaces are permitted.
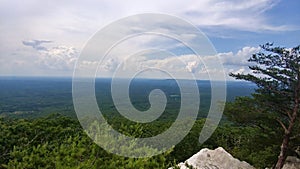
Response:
0,75,252,82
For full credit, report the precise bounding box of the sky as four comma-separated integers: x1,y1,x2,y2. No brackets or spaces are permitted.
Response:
0,0,299,80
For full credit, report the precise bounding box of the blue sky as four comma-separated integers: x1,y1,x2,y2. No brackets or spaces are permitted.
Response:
0,0,299,79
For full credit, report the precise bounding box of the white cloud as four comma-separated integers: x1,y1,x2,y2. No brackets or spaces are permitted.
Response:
0,0,294,51
38,46,78,70
231,68,246,74
92,46,260,79
100,58,118,72
1,0,298,77
22,40,78,71
219,46,261,66
186,61,199,73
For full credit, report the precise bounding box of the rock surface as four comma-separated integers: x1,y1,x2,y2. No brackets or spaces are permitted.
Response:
282,156,300,169
174,147,255,169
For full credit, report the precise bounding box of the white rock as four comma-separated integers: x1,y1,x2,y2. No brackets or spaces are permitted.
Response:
172,147,255,169
282,156,300,169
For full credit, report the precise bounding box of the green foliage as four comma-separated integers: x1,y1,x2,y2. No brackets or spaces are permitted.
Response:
169,119,206,162
229,43,300,168
0,114,176,169
207,124,279,168
1,112,285,168
229,43,300,130
1,92,289,168
3,79,295,168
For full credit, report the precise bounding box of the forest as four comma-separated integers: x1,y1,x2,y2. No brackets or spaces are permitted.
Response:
0,113,283,169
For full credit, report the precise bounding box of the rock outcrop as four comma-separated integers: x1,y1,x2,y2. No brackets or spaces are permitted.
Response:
171,147,300,169
282,156,300,169
173,147,255,169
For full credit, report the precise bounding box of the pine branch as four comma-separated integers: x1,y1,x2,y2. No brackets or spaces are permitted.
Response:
276,118,288,134
287,110,293,121
290,133,300,140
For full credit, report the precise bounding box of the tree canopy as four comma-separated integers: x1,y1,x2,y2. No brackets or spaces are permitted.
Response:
229,43,300,169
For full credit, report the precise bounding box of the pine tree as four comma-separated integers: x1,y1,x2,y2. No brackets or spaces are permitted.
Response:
230,43,300,169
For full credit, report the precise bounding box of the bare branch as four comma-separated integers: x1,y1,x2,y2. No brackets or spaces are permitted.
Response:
291,133,300,140
287,110,293,121
276,118,288,134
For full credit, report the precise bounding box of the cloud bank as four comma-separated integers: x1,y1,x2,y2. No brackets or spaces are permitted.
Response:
22,40,78,71
0,0,299,77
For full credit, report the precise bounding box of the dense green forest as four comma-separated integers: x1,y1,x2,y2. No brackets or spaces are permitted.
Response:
0,112,283,169
0,81,296,168
0,78,263,168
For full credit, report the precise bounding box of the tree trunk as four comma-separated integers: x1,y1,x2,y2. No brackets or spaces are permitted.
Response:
274,134,290,169
274,97,299,169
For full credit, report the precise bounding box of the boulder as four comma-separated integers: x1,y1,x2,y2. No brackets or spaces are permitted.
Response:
282,156,300,169
173,147,255,169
